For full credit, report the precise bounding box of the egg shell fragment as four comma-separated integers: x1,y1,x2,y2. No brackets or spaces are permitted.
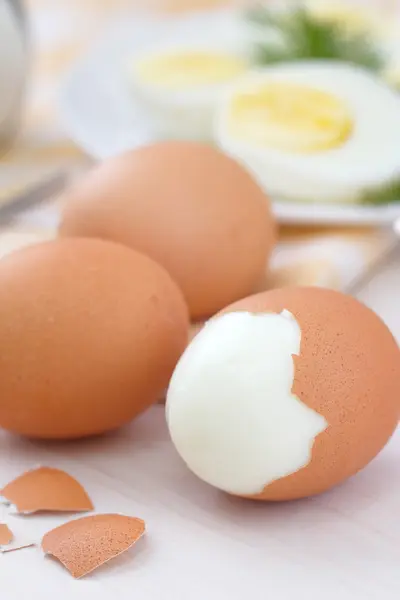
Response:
1,467,94,514
0,524,13,546
42,514,146,579
216,62,400,204
2,543,36,554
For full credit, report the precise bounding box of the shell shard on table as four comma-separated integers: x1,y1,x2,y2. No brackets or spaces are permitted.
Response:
1,542,36,554
1,466,94,514
0,523,13,546
41,514,146,579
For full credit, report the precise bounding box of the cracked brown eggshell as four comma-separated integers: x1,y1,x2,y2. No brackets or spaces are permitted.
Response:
223,287,400,500
1,467,94,514
42,514,145,579
0,524,13,546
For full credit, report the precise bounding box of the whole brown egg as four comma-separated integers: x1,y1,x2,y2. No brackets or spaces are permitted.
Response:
0,238,188,440
59,141,276,320
167,287,400,500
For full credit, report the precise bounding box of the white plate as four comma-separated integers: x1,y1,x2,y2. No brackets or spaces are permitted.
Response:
59,9,400,226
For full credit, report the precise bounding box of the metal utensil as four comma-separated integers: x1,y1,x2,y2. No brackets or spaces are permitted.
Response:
0,0,28,150
0,168,397,297
0,171,68,226
345,218,400,296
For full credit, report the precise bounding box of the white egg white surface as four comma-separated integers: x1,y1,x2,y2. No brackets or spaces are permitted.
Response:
166,310,327,496
216,61,400,204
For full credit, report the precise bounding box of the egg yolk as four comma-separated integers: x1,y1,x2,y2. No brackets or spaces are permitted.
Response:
384,65,400,91
228,82,353,153
134,51,247,88
307,2,378,35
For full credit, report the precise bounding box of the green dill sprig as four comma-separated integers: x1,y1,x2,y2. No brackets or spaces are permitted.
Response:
361,179,400,205
245,5,385,73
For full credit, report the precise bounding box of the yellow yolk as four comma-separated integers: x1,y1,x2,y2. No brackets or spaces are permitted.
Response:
134,51,247,88
384,65,400,90
307,1,391,38
228,82,353,153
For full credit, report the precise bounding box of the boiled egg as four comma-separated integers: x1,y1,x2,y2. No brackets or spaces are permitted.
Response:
128,42,248,141
384,63,400,91
383,40,400,91
59,142,276,320
0,238,188,440
305,0,394,38
216,61,400,204
167,287,400,500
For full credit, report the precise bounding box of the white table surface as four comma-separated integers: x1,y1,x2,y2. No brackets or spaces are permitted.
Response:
1,251,399,600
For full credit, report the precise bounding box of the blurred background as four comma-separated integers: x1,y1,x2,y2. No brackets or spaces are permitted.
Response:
1,0,400,311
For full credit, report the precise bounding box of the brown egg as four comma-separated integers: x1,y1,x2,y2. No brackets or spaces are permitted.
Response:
0,238,188,440
166,287,400,500
59,141,276,320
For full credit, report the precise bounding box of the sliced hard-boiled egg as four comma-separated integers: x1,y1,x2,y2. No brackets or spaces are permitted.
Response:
383,63,400,91
305,0,395,39
226,81,353,153
216,61,400,204
383,38,400,91
128,43,248,141
134,50,245,88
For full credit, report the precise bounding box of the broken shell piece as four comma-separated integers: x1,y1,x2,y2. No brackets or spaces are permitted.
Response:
42,514,146,579
0,524,13,546
1,467,94,514
0,523,35,553
2,543,36,554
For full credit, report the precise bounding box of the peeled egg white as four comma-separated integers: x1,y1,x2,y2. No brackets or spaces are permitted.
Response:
216,61,400,204
167,310,327,496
